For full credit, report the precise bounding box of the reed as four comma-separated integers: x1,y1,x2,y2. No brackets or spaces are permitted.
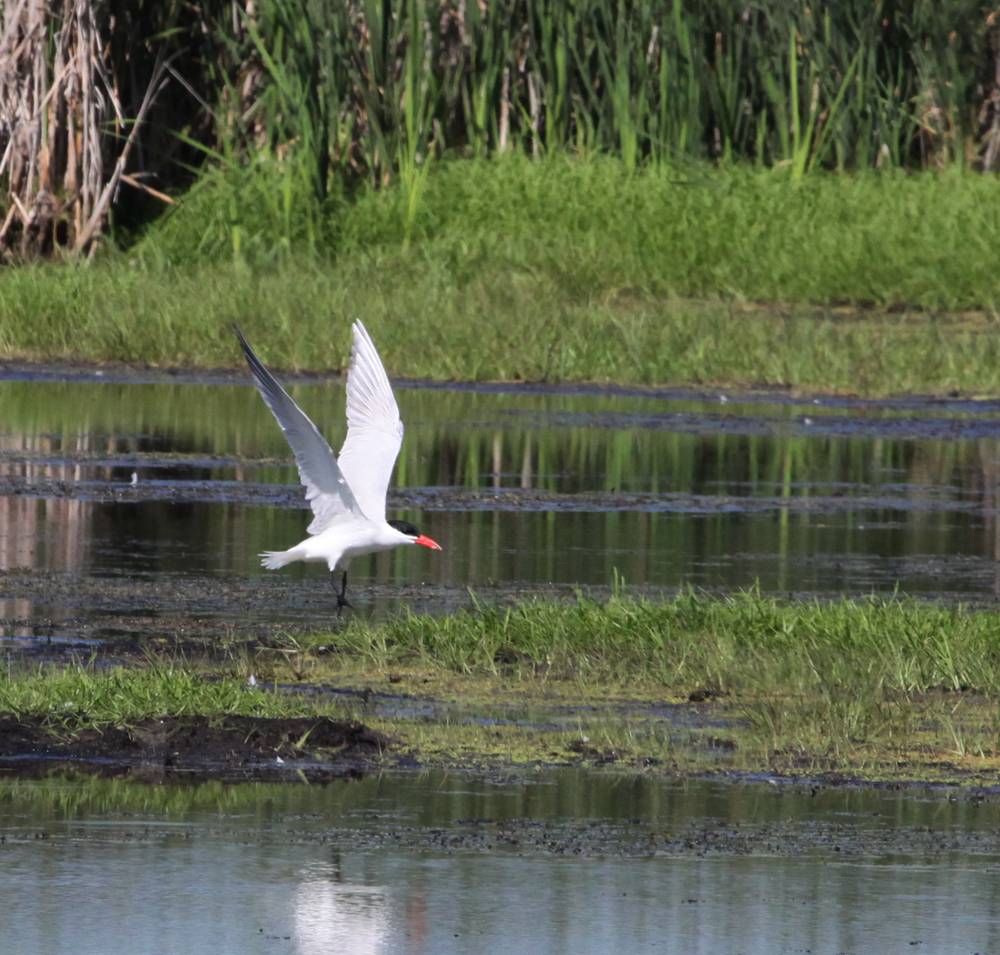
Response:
3,1,1000,261
236,0,997,178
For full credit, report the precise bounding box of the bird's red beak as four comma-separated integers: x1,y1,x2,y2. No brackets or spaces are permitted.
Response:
415,535,442,551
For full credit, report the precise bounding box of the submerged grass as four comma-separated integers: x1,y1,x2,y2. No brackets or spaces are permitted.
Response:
3,158,1000,396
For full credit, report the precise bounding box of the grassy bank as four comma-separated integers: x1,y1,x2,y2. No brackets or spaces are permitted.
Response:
2,159,1000,396
8,591,1000,781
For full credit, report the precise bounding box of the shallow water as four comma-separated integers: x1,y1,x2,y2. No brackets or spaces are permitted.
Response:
4,370,1000,644
2,770,1000,955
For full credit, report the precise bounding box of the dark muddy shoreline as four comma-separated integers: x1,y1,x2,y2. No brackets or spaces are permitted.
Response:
0,713,387,783
1,713,996,800
2,682,997,793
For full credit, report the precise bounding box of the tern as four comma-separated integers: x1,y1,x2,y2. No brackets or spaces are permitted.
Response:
235,321,441,613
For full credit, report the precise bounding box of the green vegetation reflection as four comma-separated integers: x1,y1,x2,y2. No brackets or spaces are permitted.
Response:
4,378,1000,594
3,378,997,498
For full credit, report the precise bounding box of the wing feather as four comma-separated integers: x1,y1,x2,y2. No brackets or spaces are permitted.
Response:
336,320,404,523
235,326,362,534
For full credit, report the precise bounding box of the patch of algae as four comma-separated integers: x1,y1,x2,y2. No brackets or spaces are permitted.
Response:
273,657,1000,788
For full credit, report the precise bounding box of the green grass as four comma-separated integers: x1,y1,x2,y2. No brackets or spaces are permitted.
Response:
10,591,999,707
7,591,1000,778
321,589,1000,776
0,660,333,727
332,589,1000,695
259,589,1000,777
4,157,1000,395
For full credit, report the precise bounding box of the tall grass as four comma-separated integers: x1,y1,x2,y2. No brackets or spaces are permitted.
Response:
232,0,1000,181
3,1,1000,260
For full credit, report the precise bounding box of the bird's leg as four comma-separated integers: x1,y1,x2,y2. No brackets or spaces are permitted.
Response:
333,570,353,615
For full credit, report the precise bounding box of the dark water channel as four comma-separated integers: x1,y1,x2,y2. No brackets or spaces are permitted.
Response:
3,770,1000,955
4,368,1000,645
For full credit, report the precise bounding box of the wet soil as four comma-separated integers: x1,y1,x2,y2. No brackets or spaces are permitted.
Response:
0,713,387,782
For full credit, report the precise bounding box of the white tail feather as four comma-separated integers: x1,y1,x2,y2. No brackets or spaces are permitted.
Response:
261,549,298,570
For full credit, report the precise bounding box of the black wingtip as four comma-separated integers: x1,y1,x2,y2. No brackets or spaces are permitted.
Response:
233,324,261,370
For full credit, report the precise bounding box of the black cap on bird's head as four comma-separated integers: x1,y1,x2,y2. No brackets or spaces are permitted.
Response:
388,519,442,551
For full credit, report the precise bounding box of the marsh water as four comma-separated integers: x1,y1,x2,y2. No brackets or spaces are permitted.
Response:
4,770,1000,955
6,368,1000,952
4,367,1000,645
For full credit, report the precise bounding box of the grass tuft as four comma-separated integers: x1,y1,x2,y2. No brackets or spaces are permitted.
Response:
0,659,327,727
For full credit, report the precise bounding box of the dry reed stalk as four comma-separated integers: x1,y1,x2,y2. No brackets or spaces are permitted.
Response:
73,50,172,257
0,0,170,259
980,8,1000,171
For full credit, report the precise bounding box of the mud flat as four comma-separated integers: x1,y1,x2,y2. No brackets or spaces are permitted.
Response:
0,713,386,782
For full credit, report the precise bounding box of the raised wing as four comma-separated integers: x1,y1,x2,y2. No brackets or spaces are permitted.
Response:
336,320,404,523
235,326,363,534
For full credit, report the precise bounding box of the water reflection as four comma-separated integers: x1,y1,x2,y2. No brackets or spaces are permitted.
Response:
3,772,1000,954
4,377,1000,642
8,843,1000,955
294,864,389,955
